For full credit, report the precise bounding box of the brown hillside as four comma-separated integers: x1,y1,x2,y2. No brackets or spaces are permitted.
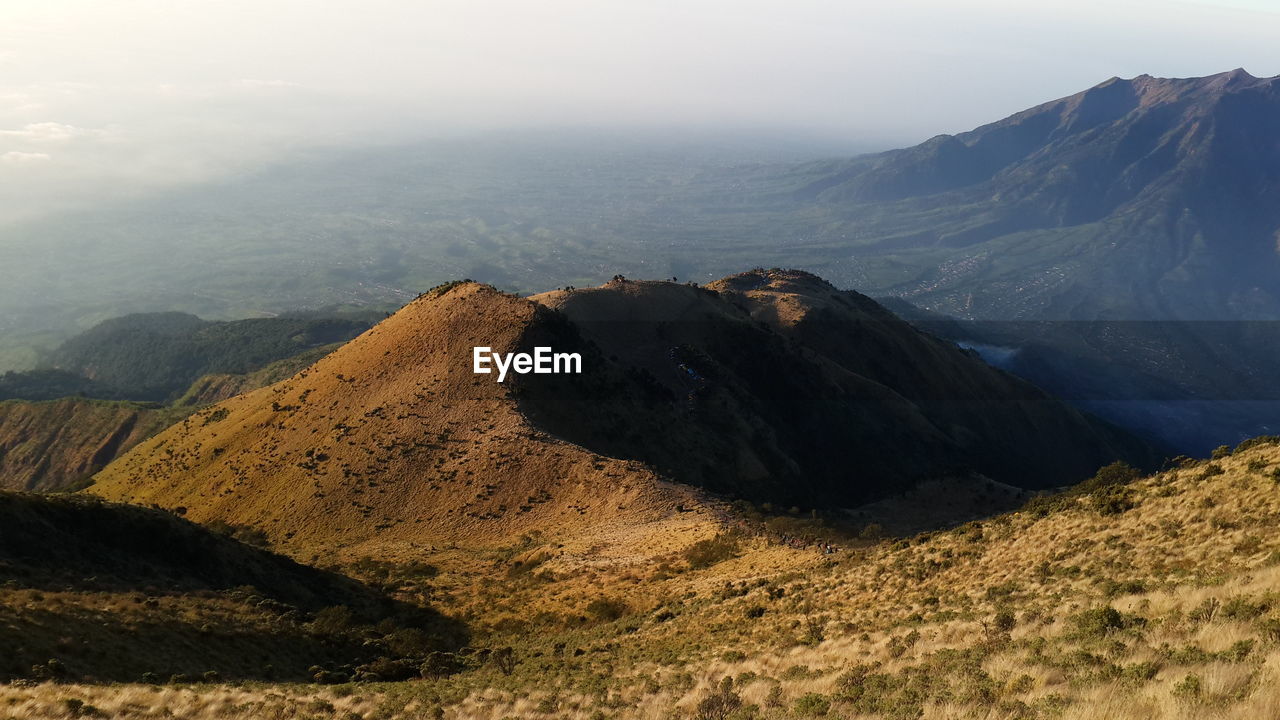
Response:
91,272,1158,561
0,399,187,492
89,283,715,564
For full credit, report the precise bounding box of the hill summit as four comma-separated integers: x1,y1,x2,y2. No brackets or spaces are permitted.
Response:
88,271,1156,560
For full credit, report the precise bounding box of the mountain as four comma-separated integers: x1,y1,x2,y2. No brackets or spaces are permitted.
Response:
794,69,1280,321
5,77,1275,456
520,270,1159,504
87,281,716,564
87,273,1157,563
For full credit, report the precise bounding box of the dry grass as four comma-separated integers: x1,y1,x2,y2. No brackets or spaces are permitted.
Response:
9,443,1280,718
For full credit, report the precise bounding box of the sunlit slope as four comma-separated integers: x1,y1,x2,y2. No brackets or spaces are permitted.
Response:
89,283,711,561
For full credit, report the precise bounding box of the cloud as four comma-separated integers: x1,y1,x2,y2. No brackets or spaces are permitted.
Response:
235,78,304,89
0,122,103,142
0,93,43,114
1,151,51,163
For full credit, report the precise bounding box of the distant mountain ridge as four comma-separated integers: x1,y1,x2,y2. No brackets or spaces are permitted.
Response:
51,311,373,400
796,69,1280,320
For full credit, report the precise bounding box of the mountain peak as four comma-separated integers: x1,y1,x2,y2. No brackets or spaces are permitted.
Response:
795,68,1280,321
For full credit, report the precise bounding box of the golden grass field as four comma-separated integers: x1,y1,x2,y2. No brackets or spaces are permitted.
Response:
7,440,1280,719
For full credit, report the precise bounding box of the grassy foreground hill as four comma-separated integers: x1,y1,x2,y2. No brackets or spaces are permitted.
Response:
4,441,1280,718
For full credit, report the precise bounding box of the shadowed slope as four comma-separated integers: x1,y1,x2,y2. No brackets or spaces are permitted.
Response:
0,491,465,682
520,270,1158,506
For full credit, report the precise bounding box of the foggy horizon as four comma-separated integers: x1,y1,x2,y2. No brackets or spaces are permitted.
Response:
2,0,1278,222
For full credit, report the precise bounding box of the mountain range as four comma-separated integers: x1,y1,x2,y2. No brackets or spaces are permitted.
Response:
786,69,1280,321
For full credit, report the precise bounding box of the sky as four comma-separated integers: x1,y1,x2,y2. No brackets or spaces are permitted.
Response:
1,0,1277,221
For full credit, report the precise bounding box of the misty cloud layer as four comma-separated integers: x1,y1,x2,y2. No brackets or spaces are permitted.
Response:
0,0,1277,222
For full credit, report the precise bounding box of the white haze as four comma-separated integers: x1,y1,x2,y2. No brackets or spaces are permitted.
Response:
0,0,1277,222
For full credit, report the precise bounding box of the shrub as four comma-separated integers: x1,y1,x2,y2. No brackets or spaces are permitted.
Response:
1102,579,1147,598
1172,673,1202,702
993,609,1017,633
384,627,436,656
695,677,742,720
1198,463,1226,480
585,597,629,622
313,670,351,684
420,652,464,678
1009,674,1035,693
311,605,355,635
1121,661,1160,684
793,693,831,716
62,699,103,718
765,685,784,708
1188,598,1219,623
684,534,740,569
1080,461,1142,491
1092,485,1136,515
1234,436,1280,453
30,659,68,681
1072,607,1131,638
356,657,419,681
490,646,516,675
802,616,826,646
1220,595,1269,620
